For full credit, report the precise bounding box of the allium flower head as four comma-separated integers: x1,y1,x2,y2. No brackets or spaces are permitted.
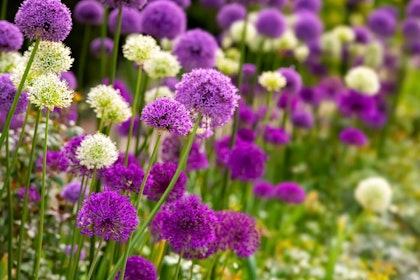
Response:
0,74,28,114
17,186,41,202
144,51,181,79
229,20,257,44
74,0,104,26
15,0,72,42
355,177,392,212
175,68,240,130
253,181,275,199
339,127,368,146
255,8,287,39
0,21,24,52
0,52,24,74
407,0,420,18
263,126,290,145
28,73,74,110
293,0,322,13
216,3,246,30
36,150,68,174
345,66,380,96
101,162,151,194
291,108,314,129
141,97,193,135
402,18,420,39
367,8,397,37
338,89,376,118
76,133,118,170
115,256,157,280
122,34,160,64
99,0,147,9
258,71,286,92
294,12,323,43
275,182,306,204
61,181,84,203
77,191,138,242
60,71,77,90
108,7,142,35
90,37,114,57
278,68,302,95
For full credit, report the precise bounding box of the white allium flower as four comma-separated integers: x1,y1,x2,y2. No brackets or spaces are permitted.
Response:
294,45,310,62
277,30,298,50
145,86,174,104
86,84,131,123
321,32,342,59
332,26,355,43
215,49,240,75
160,38,173,51
122,34,160,64
0,52,24,73
229,20,257,45
363,42,384,69
258,71,286,92
345,66,380,95
26,41,74,74
144,51,181,79
76,133,118,169
28,73,74,110
355,177,392,212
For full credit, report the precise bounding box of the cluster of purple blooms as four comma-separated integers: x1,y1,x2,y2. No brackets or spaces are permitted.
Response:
253,181,306,204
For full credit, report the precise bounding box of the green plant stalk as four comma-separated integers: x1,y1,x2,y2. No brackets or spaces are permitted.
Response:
33,109,50,279
134,74,149,156
243,256,257,280
219,251,231,280
77,25,92,91
0,37,40,151
100,8,109,80
107,116,202,280
174,250,184,280
325,217,346,280
15,109,41,280
87,239,104,280
0,0,7,20
5,135,13,280
109,6,123,86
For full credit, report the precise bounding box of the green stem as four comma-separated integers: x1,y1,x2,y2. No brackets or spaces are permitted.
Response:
5,135,13,280
33,109,50,279
15,109,41,280
219,251,231,280
0,37,40,151
174,250,184,280
100,8,109,80
109,6,123,85
0,0,7,20
87,239,104,280
77,25,92,91
325,217,346,280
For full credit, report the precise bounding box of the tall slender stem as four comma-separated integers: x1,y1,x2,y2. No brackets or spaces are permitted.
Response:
174,250,184,280
77,25,92,91
109,6,123,86
33,109,50,279
87,239,104,280
6,135,13,280
0,0,7,20
100,8,109,80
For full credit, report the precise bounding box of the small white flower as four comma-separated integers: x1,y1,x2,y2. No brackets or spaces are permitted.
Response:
277,30,298,50
229,20,257,45
145,86,174,104
345,66,380,95
122,34,160,64
27,41,74,74
215,49,240,76
363,42,384,69
144,51,181,79
28,73,74,110
76,133,118,169
332,26,355,43
0,51,24,74
355,176,392,212
258,71,286,92
321,32,342,59
294,45,309,62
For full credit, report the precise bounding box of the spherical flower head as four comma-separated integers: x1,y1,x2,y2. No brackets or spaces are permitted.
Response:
108,7,141,35
144,51,180,79
122,34,160,64
99,0,147,9
402,18,420,39
0,21,24,52
0,74,28,114
77,191,138,242
263,126,290,145
156,195,217,252
332,25,355,43
0,52,24,74
353,26,371,44
175,68,240,130
144,162,187,202
294,12,323,43
145,86,174,104
229,20,257,44
339,127,368,146
255,8,287,39
27,41,74,75
275,182,306,204
36,150,68,174
338,89,376,118
345,66,380,96
258,71,286,92
74,0,104,26
115,256,157,280
278,67,302,95
28,73,74,110
17,186,41,202
15,0,72,42
90,37,114,57
149,0,191,8
217,3,246,30
141,97,193,135
76,133,118,170
291,108,314,129
61,181,84,203
101,162,151,194
140,0,186,40
407,0,420,18
293,0,322,13
253,181,275,199
216,211,260,258
173,29,218,71
367,8,397,37
355,177,392,212
299,86,322,106
227,141,268,182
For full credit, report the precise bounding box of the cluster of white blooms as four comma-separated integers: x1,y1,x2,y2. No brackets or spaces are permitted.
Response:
144,51,180,79
321,32,342,59
0,52,24,73
144,86,174,104
215,49,240,76
363,42,384,69
355,176,392,212
76,133,118,169
277,30,299,50
294,45,310,62
122,34,160,64
258,71,287,92
229,20,257,45
345,66,380,95
86,84,131,124
332,26,355,43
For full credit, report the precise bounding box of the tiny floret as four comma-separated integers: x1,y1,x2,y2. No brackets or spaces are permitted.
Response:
144,51,181,79
122,34,160,64
258,71,286,92
355,177,392,212
76,133,118,169
345,66,380,96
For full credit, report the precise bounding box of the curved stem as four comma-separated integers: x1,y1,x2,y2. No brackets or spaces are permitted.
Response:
87,239,104,280
174,250,184,279
109,6,123,86
100,8,109,80
77,25,92,91
6,134,13,280
0,0,7,20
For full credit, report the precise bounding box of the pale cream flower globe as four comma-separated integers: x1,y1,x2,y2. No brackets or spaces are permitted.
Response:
355,177,392,212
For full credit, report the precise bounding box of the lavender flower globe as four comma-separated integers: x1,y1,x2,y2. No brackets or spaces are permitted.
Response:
61,181,84,203
17,186,41,202
402,18,420,39
216,3,246,30
99,0,147,9
62,134,93,177
101,162,151,193
293,0,322,13
143,162,187,202
115,256,157,280
0,74,28,114
0,21,24,52
253,181,275,199
140,0,186,40
255,8,287,39
299,86,322,106
339,127,368,146
90,37,114,57
36,150,68,174
77,191,138,242
15,0,72,42
278,68,302,95
263,126,290,146
361,108,387,128
353,26,372,44
291,108,314,129
275,182,306,204
407,0,420,18
173,29,218,71
237,128,256,142
175,68,240,130
74,0,104,26
338,90,376,118
294,12,323,43
367,8,397,37
108,7,142,35
149,0,191,8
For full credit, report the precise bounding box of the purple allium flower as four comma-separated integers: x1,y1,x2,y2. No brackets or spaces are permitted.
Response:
338,90,376,118
175,68,240,130
162,77,179,91
140,0,186,40
15,0,72,42
278,68,302,95
90,37,114,57
65,245,86,261
299,86,322,106
263,126,290,145
255,8,286,38
227,141,268,181
216,3,246,30
101,162,151,194
277,93,299,110
74,0,104,26
0,74,28,115
316,76,344,101
237,128,256,142
214,136,233,165
141,97,193,135
238,101,256,126
149,0,190,8
154,195,217,253
275,182,306,204
143,162,187,202
0,112,24,130
294,12,323,43
17,186,41,202
60,71,77,90
253,181,275,199
367,8,397,37
108,7,141,35
0,20,24,52
62,134,94,177
61,181,85,203
293,0,322,13
291,108,314,129
407,0,420,18
353,26,371,44
402,18,420,39
115,256,157,280
98,0,147,9
339,127,368,146
361,109,387,128
77,191,138,242
36,150,68,174
216,210,260,258
200,0,225,8
173,29,218,71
